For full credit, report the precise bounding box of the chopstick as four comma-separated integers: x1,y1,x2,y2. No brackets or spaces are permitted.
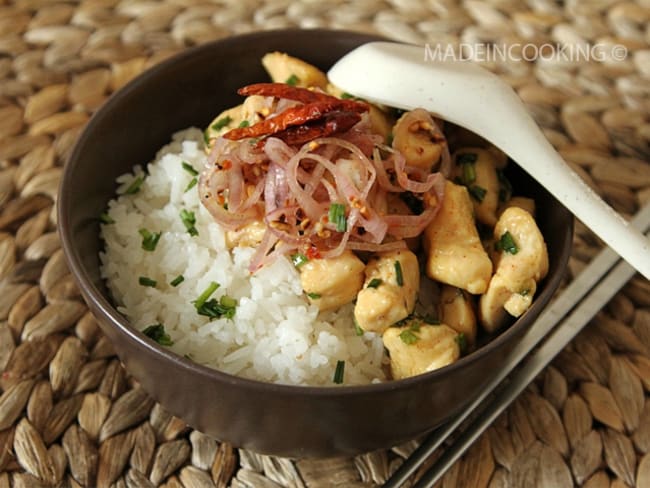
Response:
384,202,650,488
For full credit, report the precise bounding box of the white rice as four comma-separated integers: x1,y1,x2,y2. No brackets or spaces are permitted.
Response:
99,128,387,386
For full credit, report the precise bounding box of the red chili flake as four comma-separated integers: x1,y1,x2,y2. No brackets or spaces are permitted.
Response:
306,246,321,260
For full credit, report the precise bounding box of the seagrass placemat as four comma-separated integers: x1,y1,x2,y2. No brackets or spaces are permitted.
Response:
0,0,649,487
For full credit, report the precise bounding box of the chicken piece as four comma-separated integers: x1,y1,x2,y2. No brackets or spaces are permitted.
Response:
479,207,549,333
300,250,365,311
262,52,328,89
452,148,500,227
423,181,493,294
225,221,266,249
354,250,419,334
205,105,244,148
502,196,536,216
392,109,445,171
383,322,460,379
439,285,477,349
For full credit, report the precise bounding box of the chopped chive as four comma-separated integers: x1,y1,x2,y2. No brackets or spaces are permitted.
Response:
170,275,184,287
455,333,468,354
468,185,487,203
354,318,364,336
194,281,219,309
139,276,157,287
367,278,382,289
139,229,161,251
184,177,198,192
203,130,211,145
143,324,173,346
238,120,250,128
386,132,394,146
333,360,345,384
285,74,299,86
394,261,404,287
462,161,476,184
99,212,114,224
399,329,418,345
328,203,347,232
340,92,355,99
496,231,519,254
180,209,198,236
291,253,309,268
519,288,530,296
182,161,199,176
122,176,144,195
212,115,232,131
456,153,477,165
423,314,440,325
306,292,321,299
196,295,237,320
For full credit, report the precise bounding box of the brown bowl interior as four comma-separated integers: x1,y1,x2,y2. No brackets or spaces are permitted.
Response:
59,28,573,458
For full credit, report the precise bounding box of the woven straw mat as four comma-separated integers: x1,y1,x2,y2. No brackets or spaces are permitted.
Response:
0,0,649,487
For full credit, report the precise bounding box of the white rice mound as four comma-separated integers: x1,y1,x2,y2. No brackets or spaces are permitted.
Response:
100,128,388,386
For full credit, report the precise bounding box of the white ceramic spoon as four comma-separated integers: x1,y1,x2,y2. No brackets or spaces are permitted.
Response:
328,41,650,280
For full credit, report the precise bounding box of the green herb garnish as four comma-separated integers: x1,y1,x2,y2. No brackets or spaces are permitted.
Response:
122,176,144,195
468,185,487,202
182,161,198,176
456,153,477,165
185,177,198,192
519,288,530,296
180,209,198,236
138,276,157,287
170,275,184,287
367,278,382,289
328,203,347,232
197,295,237,320
285,74,299,86
455,333,468,354
423,314,440,325
386,132,394,146
461,161,476,184
291,253,309,268
333,360,345,384
143,324,173,346
139,229,161,251
354,318,364,336
194,281,220,309
306,292,321,299
203,130,211,145
238,120,250,128
394,261,404,287
496,231,519,254
399,329,418,345
99,213,114,224
212,116,233,130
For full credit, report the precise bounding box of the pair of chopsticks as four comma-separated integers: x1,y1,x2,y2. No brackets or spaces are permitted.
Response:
384,202,650,488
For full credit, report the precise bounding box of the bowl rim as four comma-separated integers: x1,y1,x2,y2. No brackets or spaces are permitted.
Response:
59,27,574,398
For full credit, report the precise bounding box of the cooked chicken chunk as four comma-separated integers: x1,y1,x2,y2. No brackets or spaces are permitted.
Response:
392,109,445,171
452,148,500,227
439,285,477,349
299,250,365,311
423,181,493,294
502,196,536,216
262,52,328,89
225,221,266,249
479,207,549,333
354,250,419,334
383,322,460,379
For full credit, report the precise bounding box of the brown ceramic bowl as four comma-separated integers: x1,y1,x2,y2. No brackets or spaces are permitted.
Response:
59,29,573,458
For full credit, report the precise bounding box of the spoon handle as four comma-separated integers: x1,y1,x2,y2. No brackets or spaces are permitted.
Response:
329,42,650,279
